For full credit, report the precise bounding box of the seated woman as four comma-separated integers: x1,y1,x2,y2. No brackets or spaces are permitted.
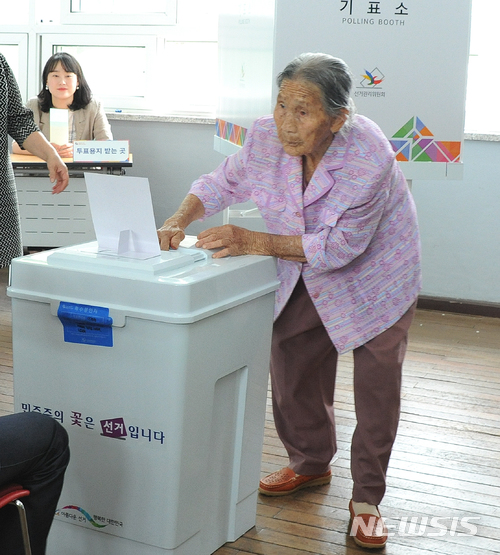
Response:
13,52,112,158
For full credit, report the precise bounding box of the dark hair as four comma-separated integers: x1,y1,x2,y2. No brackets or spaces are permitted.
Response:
277,53,355,129
37,52,92,112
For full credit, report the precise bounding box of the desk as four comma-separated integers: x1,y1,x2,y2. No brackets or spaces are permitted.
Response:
10,154,133,249
11,153,133,176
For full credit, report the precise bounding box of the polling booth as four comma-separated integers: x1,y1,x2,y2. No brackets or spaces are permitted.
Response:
215,0,472,229
8,174,280,554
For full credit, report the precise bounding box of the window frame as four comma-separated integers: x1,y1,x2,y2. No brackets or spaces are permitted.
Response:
0,34,29,100
61,0,177,26
40,33,158,112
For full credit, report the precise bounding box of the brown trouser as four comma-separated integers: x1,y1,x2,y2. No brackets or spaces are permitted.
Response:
270,277,416,505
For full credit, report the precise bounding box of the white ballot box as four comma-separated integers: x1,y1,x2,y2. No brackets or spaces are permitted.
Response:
8,241,279,555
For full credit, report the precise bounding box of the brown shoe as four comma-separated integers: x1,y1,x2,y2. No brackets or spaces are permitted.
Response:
348,500,388,549
258,467,331,496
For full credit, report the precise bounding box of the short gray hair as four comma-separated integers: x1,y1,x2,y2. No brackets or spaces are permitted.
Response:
277,53,356,130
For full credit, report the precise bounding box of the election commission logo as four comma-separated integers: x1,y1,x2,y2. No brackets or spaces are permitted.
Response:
359,67,385,89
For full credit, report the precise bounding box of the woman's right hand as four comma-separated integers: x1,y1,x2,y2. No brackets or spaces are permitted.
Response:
157,194,205,251
157,218,186,251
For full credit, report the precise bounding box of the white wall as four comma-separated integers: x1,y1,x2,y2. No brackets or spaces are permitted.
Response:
412,139,500,303
109,119,226,235
110,117,500,305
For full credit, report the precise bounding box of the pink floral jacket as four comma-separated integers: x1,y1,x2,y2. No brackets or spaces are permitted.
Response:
190,114,421,354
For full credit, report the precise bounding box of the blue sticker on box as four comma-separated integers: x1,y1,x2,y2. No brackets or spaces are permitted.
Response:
57,302,113,347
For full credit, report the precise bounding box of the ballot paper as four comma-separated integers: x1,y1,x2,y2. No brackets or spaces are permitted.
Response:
49,108,69,145
84,173,161,259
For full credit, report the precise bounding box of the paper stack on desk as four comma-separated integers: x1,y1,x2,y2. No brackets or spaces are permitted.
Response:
49,108,69,145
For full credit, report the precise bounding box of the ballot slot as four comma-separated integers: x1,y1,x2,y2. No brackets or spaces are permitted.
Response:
46,241,207,276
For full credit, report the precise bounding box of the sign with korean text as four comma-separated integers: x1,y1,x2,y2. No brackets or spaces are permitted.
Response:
272,0,472,175
73,140,130,163
57,302,113,347
218,0,472,177
329,0,472,170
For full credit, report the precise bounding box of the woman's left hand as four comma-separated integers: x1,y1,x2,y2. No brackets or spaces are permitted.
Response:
46,153,69,194
196,225,255,258
197,225,306,262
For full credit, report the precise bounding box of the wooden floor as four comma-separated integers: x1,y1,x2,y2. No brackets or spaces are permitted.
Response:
1,266,500,554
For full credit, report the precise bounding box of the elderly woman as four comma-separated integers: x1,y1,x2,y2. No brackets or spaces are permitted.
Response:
158,53,421,549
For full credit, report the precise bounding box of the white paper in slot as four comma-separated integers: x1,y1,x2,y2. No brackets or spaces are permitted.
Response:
84,172,161,259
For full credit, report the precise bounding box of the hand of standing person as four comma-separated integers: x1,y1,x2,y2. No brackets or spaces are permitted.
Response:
21,131,69,193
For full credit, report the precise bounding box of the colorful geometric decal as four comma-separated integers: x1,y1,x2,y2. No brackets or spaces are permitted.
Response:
216,119,247,147
390,117,461,162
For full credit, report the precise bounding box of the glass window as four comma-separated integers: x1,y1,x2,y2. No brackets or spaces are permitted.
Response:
70,0,166,13
41,31,218,115
1,46,20,80
0,35,28,99
53,45,149,101
2,1,29,25
157,41,218,116
41,35,157,111
62,0,177,25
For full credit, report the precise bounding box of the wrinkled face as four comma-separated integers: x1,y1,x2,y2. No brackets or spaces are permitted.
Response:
273,79,345,160
46,61,79,106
